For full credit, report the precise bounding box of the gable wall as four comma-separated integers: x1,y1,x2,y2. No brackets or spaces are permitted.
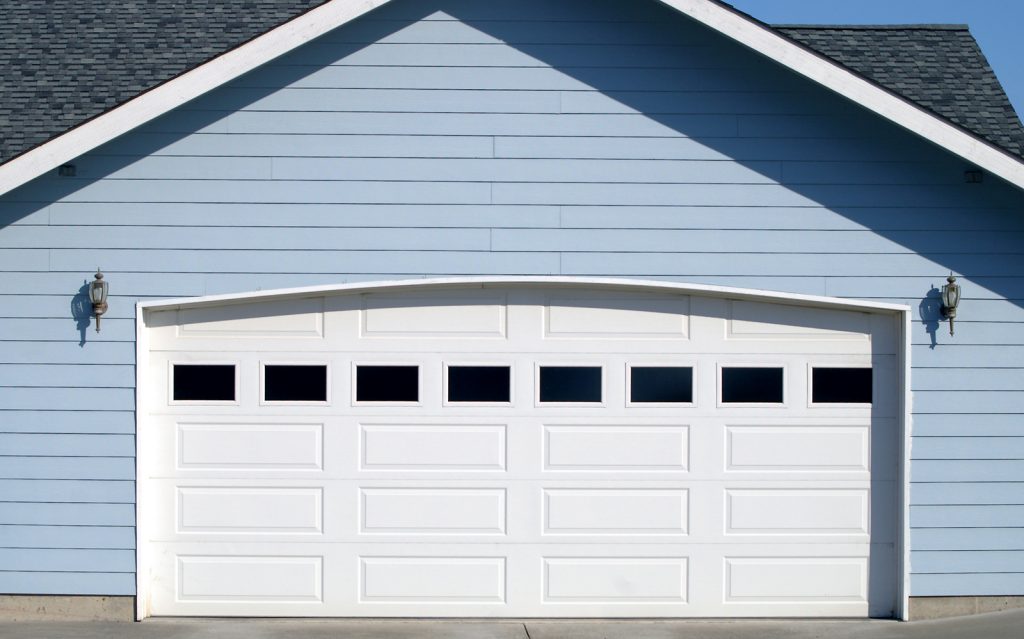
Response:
0,0,1023,601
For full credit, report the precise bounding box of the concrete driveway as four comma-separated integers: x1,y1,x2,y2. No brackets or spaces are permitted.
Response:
3,610,1024,639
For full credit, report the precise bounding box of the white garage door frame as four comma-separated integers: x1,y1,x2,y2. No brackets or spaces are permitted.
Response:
134,276,913,621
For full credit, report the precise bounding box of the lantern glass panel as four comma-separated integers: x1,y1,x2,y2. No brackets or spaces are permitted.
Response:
943,283,960,309
90,280,108,305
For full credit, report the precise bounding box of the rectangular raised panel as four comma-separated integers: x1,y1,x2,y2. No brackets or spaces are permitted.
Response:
178,556,323,602
178,298,324,338
360,488,506,534
178,487,323,534
545,295,689,339
361,425,506,471
362,294,506,338
726,426,868,471
544,489,688,535
727,300,869,340
544,558,687,602
726,490,868,534
724,558,867,602
545,426,688,471
360,557,505,602
178,423,323,470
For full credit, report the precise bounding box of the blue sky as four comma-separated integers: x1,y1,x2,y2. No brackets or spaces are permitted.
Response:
725,0,1024,115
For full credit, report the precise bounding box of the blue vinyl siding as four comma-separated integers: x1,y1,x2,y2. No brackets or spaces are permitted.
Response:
0,412,135,435
0,572,135,596
0,549,134,573
0,0,1023,600
0,480,134,503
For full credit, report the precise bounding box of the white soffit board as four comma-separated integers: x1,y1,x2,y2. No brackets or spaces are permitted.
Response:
3,0,1022,196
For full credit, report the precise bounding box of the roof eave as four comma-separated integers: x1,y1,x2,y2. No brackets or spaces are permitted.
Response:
0,0,392,196
1,0,1023,197
659,0,1024,187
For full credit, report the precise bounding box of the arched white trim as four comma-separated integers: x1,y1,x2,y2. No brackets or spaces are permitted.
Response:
138,275,909,314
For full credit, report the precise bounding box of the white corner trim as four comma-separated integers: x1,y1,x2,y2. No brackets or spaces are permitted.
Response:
136,275,910,314
657,0,1024,189
0,0,391,196
134,301,150,621
899,309,914,621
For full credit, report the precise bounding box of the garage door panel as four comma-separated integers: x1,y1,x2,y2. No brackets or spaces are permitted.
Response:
359,423,507,471
177,554,324,603
148,540,875,616
177,487,324,535
724,489,869,536
543,489,689,536
724,556,867,603
543,556,688,602
176,422,325,471
360,556,507,603
361,292,509,340
543,293,690,340
144,285,897,617
727,300,871,341
542,424,689,472
360,487,507,535
150,479,879,546
152,421,883,483
725,425,869,472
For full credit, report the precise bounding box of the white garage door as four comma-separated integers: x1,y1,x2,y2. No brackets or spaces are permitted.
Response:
141,284,900,617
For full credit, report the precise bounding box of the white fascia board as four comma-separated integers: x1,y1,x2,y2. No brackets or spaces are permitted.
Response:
656,0,1024,190
137,276,910,315
0,0,391,196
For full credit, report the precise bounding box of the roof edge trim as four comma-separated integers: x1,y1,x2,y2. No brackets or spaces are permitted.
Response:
0,0,1022,196
658,0,1024,188
137,276,910,314
0,0,391,196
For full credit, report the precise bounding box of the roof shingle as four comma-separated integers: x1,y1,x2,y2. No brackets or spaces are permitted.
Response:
775,24,1024,160
0,1,329,164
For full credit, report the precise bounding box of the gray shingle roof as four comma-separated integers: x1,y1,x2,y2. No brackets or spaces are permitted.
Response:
0,1,329,164
775,24,1024,160
1,2,1022,165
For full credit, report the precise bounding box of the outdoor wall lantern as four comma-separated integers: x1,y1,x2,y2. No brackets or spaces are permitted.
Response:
941,273,961,336
90,268,109,333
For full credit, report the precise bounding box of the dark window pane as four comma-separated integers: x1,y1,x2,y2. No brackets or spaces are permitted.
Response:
173,364,235,401
813,368,873,403
448,366,511,403
722,367,784,403
265,365,327,402
539,366,602,403
630,367,693,403
356,365,418,402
